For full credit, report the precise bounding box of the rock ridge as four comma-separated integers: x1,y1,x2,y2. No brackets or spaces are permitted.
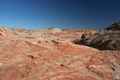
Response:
76,21,120,50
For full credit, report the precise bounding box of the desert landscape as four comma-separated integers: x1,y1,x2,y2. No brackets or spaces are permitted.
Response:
0,21,120,80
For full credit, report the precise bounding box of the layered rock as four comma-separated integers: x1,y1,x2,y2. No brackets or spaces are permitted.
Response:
0,25,119,80
105,21,120,31
0,26,97,41
0,39,120,80
77,22,120,50
47,27,62,33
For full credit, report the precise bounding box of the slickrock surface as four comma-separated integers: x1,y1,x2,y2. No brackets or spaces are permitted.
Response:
0,26,97,41
0,26,119,80
77,22,120,50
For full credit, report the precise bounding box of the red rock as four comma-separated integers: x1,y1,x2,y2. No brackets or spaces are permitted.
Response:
0,27,119,80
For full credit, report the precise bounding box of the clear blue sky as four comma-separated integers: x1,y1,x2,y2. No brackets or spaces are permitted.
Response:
0,0,120,30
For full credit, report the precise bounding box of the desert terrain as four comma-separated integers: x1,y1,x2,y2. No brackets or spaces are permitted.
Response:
0,22,120,80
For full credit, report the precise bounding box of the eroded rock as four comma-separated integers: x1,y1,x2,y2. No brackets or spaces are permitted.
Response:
77,22,120,50
0,26,119,80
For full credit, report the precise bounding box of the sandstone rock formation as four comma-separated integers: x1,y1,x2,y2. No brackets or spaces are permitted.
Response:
47,27,62,33
77,22,120,50
0,26,119,80
0,39,120,80
0,26,97,41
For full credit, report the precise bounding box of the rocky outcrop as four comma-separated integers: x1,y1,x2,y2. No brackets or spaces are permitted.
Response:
0,26,12,36
0,26,97,41
77,21,120,50
0,39,120,80
0,25,119,80
105,21,120,31
47,27,62,33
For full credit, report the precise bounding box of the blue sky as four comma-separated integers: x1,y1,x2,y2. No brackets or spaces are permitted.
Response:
0,0,120,30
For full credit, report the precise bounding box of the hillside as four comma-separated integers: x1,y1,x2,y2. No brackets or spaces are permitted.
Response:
0,24,120,80
77,21,120,50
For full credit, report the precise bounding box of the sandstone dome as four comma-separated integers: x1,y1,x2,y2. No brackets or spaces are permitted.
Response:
47,27,62,33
